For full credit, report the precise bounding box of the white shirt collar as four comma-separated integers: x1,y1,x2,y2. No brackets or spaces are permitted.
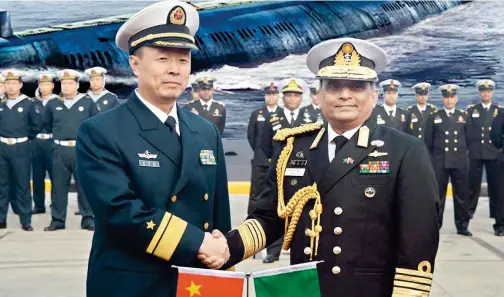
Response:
327,124,361,143
383,104,397,115
444,108,455,116
63,93,86,109
87,89,109,102
6,94,27,109
267,105,277,113
417,104,427,112
312,103,319,110
135,89,180,135
284,107,300,123
200,98,213,107
482,102,492,109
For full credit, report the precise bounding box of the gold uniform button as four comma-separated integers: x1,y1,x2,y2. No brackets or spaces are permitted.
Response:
333,246,342,255
454,131,458,135
418,127,422,131
481,133,485,137
482,127,485,131
489,140,492,144
418,135,422,139
445,148,449,152
171,196,177,203
489,127,492,131
445,139,449,143
334,227,343,235
334,207,343,215
204,193,209,201
445,131,449,135
482,140,485,144
454,148,458,152
203,222,209,230
332,266,341,275
304,247,312,255
454,139,458,143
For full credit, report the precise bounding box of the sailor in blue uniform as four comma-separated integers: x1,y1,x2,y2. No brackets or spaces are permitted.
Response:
190,79,200,100
76,2,231,296
404,82,438,140
372,79,408,132
0,70,42,231
44,69,98,231
31,73,59,214
85,67,120,112
300,84,323,124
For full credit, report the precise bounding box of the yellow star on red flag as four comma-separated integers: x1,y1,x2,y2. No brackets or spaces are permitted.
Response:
185,281,202,297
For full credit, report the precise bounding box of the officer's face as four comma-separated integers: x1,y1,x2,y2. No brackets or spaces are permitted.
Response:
416,94,428,105
198,88,214,101
39,81,54,97
90,76,105,92
282,92,302,111
130,46,191,102
38,81,54,97
383,90,398,106
5,80,22,98
320,80,378,128
0,83,4,96
310,93,320,106
61,80,79,98
479,90,493,103
264,93,279,106
442,95,458,109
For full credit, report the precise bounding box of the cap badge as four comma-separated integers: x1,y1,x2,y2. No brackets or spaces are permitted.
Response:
169,6,186,26
334,42,361,66
286,79,299,89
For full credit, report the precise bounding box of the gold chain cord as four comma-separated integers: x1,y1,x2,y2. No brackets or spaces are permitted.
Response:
276,137,322,260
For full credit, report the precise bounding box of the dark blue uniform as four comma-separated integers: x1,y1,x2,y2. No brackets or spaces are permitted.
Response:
87,91,120,113
31,95,58,213
0,95,42,228
44,94,98,229
76,92,231,297
490,108,504,235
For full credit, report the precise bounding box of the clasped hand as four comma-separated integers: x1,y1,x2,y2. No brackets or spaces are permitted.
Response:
197,230,229,270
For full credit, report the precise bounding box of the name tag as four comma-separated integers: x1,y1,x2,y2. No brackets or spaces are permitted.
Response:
285,168,305,177
257,117,265,121
411,118,418,123
139,160,160,168
434,118,442,124
472,113,479,118
273,124,282,131
377,119,385,125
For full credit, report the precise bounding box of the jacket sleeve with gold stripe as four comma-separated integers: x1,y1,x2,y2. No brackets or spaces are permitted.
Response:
76,119,204,265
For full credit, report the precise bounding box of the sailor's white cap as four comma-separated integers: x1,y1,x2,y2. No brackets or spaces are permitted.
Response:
116,0,199,54
379,79,402,91
438,84,460,96
57,69,82,81
306,37,387,82
476,79,495,91
1,69,26,81
36,73,56,83
412,82,431,95
280,78,307,94
85,67,107,77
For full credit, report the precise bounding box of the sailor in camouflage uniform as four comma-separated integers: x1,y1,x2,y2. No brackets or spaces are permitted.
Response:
43,69,98,231
184,77,226,135
247,82,280,215
300,84,324,124
31,73,59,214
372,79,408,132
85,67,120,113
0,70,42,231
404,82,438,140
424,84,472,236
216,38,440,297
466,80,502,230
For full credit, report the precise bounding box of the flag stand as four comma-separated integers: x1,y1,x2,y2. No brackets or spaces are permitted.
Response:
245,273,251,297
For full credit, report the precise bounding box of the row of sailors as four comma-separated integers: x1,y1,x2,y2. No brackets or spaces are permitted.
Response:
0,67,118,231
247,77,504,263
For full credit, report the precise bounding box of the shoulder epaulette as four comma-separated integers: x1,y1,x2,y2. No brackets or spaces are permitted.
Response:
432,110,439,114
459,109,467,114
466,104,475,110
429,104,437,109
273,122,323,141
407,105,413,110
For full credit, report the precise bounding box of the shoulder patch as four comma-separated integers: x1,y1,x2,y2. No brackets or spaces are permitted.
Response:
273,122,323,141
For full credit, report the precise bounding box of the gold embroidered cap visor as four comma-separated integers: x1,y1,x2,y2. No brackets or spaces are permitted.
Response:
306,37,387,82
115,1,200,54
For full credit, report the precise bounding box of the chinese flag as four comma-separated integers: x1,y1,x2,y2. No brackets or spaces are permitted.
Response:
175,267,245,297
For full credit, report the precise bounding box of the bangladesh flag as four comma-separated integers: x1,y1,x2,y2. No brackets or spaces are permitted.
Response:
252,262,322,297
175,266,246,297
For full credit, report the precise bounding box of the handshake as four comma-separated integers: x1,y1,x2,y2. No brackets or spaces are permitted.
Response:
197,230,230,270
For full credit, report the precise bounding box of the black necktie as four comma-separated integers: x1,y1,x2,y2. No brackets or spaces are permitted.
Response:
290,112,295,127
333,135,348,157
388,110,394,118
164,116,180,142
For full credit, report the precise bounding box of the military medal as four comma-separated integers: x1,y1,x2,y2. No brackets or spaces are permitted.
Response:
199,150,217,165
364,187,376,198
359,161,390,174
